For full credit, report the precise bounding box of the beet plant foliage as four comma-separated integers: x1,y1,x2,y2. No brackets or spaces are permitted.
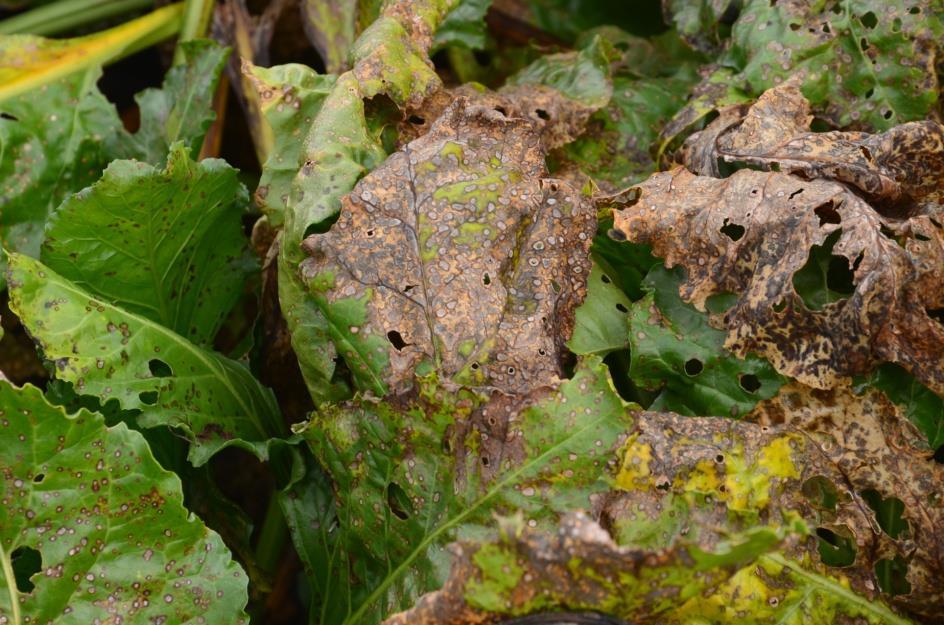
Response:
1,1,943,624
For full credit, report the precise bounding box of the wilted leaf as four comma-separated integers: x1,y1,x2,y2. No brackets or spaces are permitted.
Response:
6,254,284,466
684,83,944,216
0,4,182,103
626,266,786,417
746,383,944,618
303,359,632,623
0,382,248,624
272,0,458,404
611,163,944,395
245,62,337,225
41,143,254,347
300,94,596,395
603,405,930,622
384,511,789,624
0,40,229,281
857,364,944,450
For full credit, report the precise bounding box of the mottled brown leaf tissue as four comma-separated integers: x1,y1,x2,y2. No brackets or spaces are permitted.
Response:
300,93,596,394
613,85,944,394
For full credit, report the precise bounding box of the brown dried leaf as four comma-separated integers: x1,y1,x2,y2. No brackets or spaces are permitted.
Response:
611,165,944,394
299,93,596,395
746,382,944,618
684,84,944,216
383,511,785,625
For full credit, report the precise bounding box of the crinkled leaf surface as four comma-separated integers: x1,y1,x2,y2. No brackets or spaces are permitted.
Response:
274,0,457,404
603,405,926,622
41,143,254,347
245,62,337,226
627,266,786,417
746,383,944,618
384,512,789,624
669,0,944,134
303,359,632,623
300,95,596,395
6,254,283,466
0,382,248,624
684,84,944,217
612,163,944,395
0,40,228,281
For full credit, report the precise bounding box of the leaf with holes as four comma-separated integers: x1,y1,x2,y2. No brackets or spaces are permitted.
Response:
670,0,944,133
0,382,248,624
303,358,632,624
567,263,632,356
41,143,254,347
300,84,608,396
612,159,944,396
6,253,284,466
0,40,228,284
627,265,786,418
385,511,792,624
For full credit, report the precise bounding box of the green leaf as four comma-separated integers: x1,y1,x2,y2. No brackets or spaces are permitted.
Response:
434,0,492,50
247,63,338,226
6,253,284,466
506,33,613,109
724,0,943,130
117,39,229,163
568,263,631,356
301,0,382,74
0,3,183,103
0,382,249,624
628,266,787,417
0,40,229,284
858,364,944,449
41,143,253,346
527,0,666,42
303,359,631,623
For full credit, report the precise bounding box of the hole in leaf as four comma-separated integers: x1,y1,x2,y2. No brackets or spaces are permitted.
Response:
601,274,611,284
789,22,801,30
860,10,877,28
720,219,745,241
403,284,417,293
470,362,480,370
482,273,491,286
32,473,45,484
816,526,857,567
793,230,856,310
480,456,489,466
386,482,412,520
788,188,804,200
814,201,841,226
535,108,550,120
408,114,425,125
11,547,41,592
714,454,724,463
684,358,703,376
706,291,737,314
908,5,920,13
934,445,944,463
802,476,838,510
303,211,341,237
772,299,786,313
739,373,761,393
494,106,508,116
883,110,893,120
148,359,172,378
615,303,628,313
876,557,911,596
860,489,909,539
0,112,18,121
139,391,159,405
366,229,375,237
864,88,874,99
551,279,561,293
387,330,408,351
